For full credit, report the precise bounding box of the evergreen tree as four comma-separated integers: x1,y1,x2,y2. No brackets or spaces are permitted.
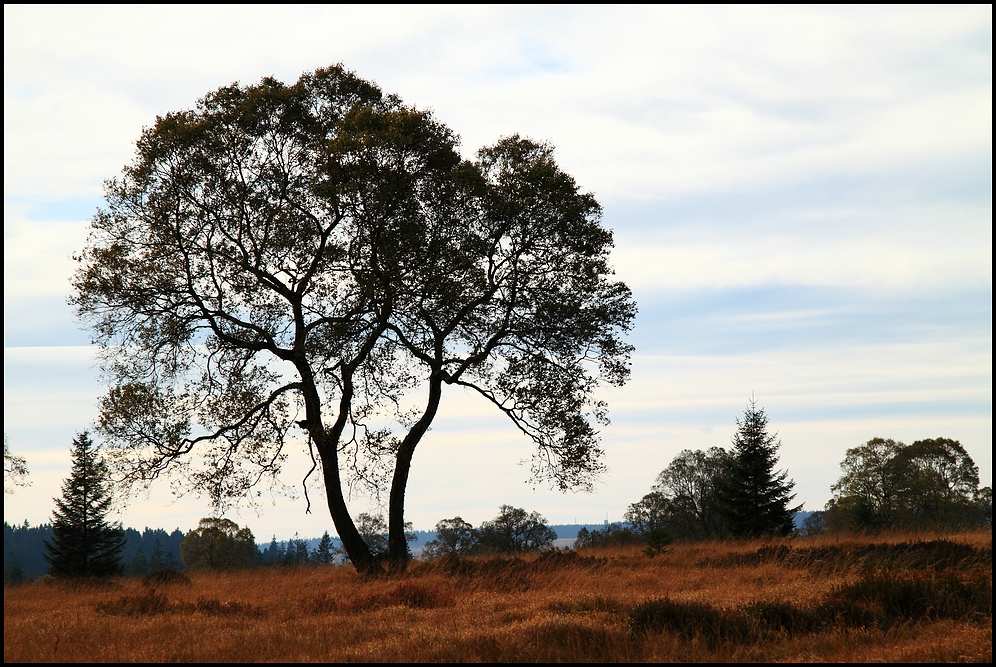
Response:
715,399,801,537
43,432,126,578
4,553,27,585
179,517,257,571
315,531,336,565
126,547,148,577
162,547,180,572
265,535,284,565
149,538,166,573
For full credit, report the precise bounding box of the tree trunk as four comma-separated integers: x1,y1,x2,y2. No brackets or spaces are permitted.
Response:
301,359,384,575
386,373,443,572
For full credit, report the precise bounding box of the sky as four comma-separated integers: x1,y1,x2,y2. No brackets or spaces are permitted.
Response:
4,5,991,541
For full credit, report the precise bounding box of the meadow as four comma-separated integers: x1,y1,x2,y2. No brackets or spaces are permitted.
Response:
4,529,991,662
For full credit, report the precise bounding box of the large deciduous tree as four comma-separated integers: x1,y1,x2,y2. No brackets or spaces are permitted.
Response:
715,399,801,537
180,517,258,571
824,437,906,530
44,432,126,579
422,516,480,558
824,436,984,530
476,505,557,554
649,447,730,540
71,64,636,574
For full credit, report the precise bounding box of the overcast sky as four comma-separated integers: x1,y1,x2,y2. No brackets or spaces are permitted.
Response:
4,5,991,541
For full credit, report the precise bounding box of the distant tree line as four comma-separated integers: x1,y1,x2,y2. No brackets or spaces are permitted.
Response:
7,412,990,584
6,523,186,585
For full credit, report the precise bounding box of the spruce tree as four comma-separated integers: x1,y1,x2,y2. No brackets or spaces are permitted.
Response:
716,399,802,537
315,531,336,565
43,432,126,578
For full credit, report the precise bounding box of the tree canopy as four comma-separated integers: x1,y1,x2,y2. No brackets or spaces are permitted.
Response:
43,432,126,578
72,64,636,574
477,505,558,554
824,436,987,531
180,517,258,571
422,516,480,558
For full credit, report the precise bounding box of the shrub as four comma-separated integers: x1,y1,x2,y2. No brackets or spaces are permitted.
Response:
97,589,170,616
141,568,191,587
629,597,748,644
820,568,992,629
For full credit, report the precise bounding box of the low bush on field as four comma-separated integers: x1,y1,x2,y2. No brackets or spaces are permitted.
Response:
97,589,265,618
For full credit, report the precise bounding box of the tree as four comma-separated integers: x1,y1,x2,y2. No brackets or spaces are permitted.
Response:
976,486,992,526
422,516,479,557
346,512,416,563
823,437,905,531
314,531,338,565
624,491,673,555
148,538,167,572
799,511,826,536
825,436,984,530
71,64,636,575
714,400,801,537
4,433,30,494
894,438,980,526
179,517,258,571
574,522,644,550
477,505,557,554
264,535,284,565
126,547,149,577
649,447,730,540
284,533,311,566
43,432,126,578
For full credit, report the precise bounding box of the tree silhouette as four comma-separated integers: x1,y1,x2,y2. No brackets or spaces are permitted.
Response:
825,436,985,530
422,516,479,557
477,505,557,554
44,432,126,578
71,64,636,574
314,531,338,565
179,517,258,571
715,400,801,537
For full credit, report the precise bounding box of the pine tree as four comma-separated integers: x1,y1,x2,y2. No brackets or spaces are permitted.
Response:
716,399,802,537
43,432,126,578
126,547,149,577
315,531,336,565
149,538,166,573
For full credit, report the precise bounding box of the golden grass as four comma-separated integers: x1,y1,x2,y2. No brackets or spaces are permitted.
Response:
4,528,990,662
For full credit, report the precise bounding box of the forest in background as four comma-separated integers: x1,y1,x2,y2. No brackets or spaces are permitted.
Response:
4,520,614,583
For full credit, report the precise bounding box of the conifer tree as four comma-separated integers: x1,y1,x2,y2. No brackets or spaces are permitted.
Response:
149,538,166,572
716,399,801,537
315,531,336,565
44,432,126,578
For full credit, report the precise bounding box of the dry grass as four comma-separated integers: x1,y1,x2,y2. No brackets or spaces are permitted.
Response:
4,528,990,662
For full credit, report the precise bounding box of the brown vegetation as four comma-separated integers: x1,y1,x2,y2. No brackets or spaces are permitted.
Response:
4,528,991,662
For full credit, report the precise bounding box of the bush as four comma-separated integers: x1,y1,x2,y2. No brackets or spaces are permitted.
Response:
820,568,992,629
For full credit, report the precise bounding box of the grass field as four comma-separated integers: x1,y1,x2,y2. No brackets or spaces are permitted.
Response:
4,528,991,662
